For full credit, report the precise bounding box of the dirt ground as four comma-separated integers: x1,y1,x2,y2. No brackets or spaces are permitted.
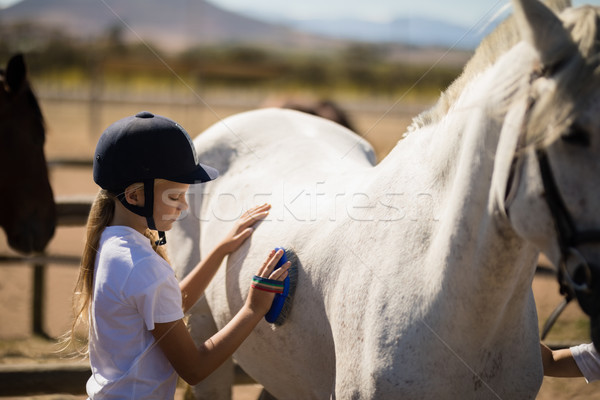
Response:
1,95,599,398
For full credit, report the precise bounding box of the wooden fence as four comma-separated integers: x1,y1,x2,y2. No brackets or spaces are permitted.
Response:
0,362,253,396
0,160,93,395
0,158,94,337
0,196,91,339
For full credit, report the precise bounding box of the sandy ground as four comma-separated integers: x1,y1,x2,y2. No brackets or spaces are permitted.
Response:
1,96,599,398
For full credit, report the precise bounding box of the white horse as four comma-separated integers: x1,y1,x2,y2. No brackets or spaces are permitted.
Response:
170,0,600,398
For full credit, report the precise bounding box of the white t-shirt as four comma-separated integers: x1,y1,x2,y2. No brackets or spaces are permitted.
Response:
571,343,600,383
87,226,185,399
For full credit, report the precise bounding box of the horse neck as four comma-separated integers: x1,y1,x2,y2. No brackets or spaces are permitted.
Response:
370,92,539,316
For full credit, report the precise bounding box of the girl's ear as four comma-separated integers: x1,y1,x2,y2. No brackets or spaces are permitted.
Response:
124,184,144,207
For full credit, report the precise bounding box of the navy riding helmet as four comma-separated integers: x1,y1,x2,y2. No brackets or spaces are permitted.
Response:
93,111,218,244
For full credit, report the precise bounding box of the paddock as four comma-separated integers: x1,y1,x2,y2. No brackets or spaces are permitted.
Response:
0,94,596,399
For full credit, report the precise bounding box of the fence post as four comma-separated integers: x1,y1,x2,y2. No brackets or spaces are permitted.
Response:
32,263,47,337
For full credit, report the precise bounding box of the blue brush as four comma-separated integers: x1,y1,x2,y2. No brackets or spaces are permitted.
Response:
265,247,295,325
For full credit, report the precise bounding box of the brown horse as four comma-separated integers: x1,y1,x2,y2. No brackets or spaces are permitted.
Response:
0,54,55,254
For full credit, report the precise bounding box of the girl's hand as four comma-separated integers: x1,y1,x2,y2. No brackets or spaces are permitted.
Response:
246,249,291,315
217,203,271,255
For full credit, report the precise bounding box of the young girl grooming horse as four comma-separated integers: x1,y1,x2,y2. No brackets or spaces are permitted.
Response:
67,111,290,398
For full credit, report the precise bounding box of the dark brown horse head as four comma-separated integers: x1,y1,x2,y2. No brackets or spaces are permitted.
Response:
0,54,55,254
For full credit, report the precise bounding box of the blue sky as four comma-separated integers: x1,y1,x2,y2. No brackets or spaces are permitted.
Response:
219,0,600,26
1,0,599,26
219,0,512,25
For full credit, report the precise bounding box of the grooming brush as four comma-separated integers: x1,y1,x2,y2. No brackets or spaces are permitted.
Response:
265,247,297,325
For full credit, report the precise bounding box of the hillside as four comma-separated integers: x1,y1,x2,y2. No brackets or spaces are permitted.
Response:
0,0,343,52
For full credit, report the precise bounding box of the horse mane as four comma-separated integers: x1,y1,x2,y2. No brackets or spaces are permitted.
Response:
409,0,572,132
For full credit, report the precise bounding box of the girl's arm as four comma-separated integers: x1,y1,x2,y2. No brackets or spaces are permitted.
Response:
541,343,583,377
153,249,290,385
179,203,271,313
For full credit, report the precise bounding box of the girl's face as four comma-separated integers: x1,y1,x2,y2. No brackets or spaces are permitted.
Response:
153,180,190,231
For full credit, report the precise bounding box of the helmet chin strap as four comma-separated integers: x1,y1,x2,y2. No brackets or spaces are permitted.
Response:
116,179,167,246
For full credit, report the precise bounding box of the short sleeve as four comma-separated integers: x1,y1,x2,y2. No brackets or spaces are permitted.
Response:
124,258,184,331
571,343,600,383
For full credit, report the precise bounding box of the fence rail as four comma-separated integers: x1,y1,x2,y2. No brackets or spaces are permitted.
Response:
55,195,94,227
0,362,254,396
0,362,91,396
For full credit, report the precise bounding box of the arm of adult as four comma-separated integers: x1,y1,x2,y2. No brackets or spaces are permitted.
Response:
153,249,290,385
179,203,271,313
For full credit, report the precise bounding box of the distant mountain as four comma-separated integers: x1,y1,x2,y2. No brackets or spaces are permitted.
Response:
282,17,500,50
0,0,340,52
0,0,486,56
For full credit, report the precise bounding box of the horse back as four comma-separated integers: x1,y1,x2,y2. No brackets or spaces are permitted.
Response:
191,108,375,176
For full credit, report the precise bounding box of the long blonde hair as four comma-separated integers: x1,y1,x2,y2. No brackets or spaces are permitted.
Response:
65,188,168,355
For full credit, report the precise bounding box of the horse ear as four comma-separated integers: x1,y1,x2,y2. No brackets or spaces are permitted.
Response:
512,0,577,67
5,53,27,94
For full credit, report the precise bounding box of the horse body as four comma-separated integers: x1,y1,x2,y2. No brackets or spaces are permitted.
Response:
178,60,539,398
0,54,55,254
171,0,600,398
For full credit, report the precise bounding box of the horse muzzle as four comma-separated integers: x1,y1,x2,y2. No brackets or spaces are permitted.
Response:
6,215,56,254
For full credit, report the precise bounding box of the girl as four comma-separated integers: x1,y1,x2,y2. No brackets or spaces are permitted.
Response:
67,111,290,399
